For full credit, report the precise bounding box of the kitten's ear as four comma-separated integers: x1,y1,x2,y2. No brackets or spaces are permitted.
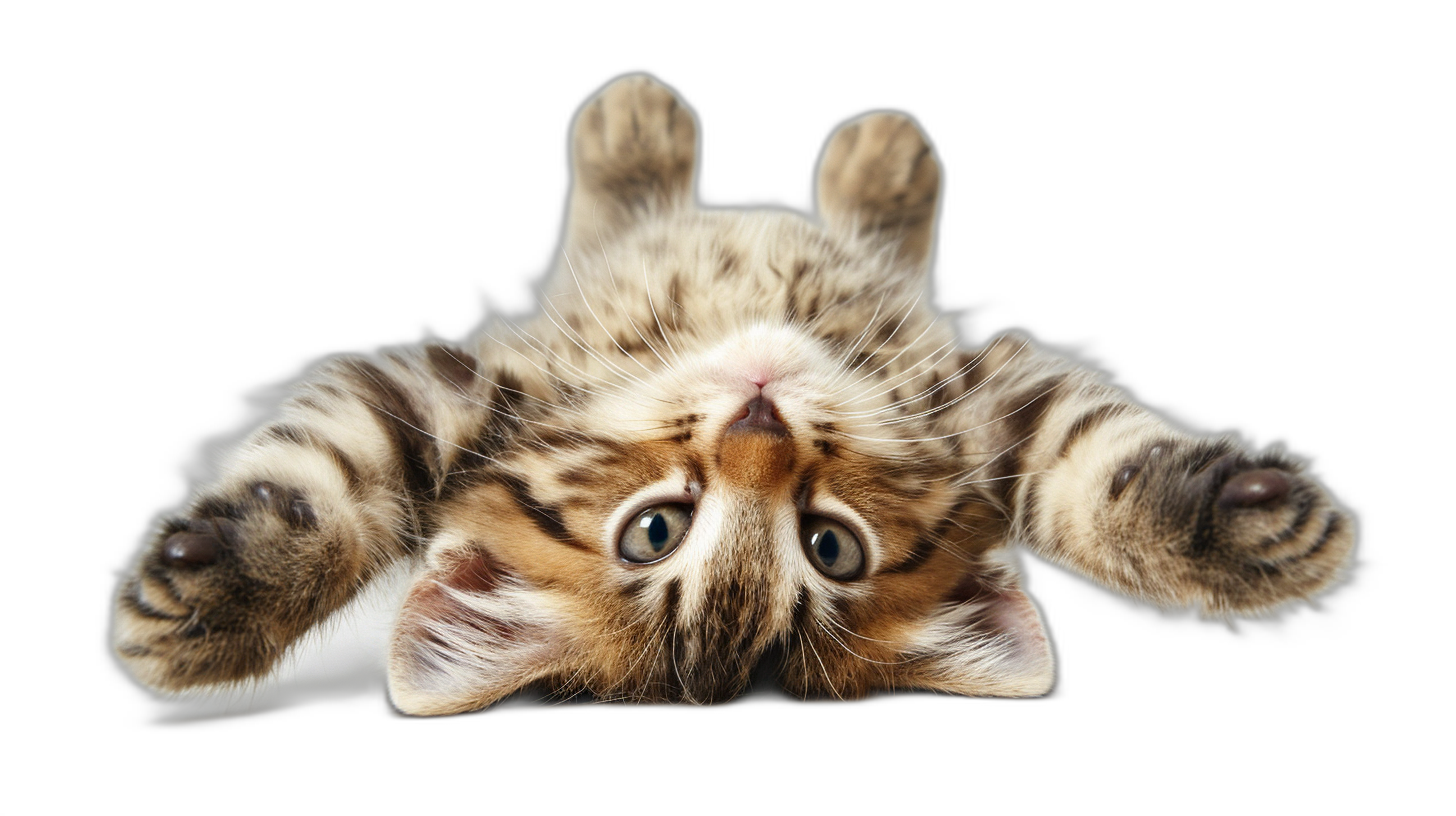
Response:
817,111,942,270
894,572,1055,697
387,547,563,716
565,74,698,249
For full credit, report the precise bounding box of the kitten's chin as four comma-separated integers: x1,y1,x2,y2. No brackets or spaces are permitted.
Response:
697,324,836,393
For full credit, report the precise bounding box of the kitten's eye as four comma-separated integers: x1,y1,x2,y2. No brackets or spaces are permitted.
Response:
619,504,693,563
802,516,865,580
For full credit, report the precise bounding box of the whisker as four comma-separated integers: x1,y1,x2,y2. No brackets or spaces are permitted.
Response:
815,619,913,665
828,312,939,399
827,292,888,371
642,258,683,362
592,223,677,373
870,338,1030,426
492,320,624,394
841,367,1056,445
438,345,587,416
826,292,925,395
801,624,842,701
538,294,651,388
834,337,959,413
426,351,593,436
562,249,659,377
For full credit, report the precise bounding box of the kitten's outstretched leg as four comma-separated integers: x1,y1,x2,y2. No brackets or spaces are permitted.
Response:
965,338,1354,614
565,74,697,249
114,344,518,691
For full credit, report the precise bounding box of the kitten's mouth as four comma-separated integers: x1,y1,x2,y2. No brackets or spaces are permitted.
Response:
728,395,788,437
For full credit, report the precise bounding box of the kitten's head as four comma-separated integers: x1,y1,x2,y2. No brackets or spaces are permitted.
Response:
387,213,1052,715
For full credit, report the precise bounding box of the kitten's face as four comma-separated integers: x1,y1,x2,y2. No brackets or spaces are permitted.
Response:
381,79,1054,716
398,226,1041,711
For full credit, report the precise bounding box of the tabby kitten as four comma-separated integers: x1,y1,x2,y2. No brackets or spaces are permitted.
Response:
112,75,1354,716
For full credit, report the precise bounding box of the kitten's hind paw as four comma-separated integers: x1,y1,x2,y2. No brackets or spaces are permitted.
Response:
571,74,697,222
817,112,941,266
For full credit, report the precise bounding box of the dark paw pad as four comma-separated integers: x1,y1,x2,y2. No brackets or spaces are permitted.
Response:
113,479,327,690
1108,442,1315,557
249,480,318,529
154,482,315,570
1113,439,1353,611
1218,469,1291,508
159,518,232,568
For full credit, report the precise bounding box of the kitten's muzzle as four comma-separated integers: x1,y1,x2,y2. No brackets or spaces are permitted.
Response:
719,395,795,488
728,395,788,437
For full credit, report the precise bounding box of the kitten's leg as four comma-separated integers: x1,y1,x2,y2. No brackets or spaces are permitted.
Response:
565,74,697,248
817,112,941,269
114,344,516,691
964,337,1354,614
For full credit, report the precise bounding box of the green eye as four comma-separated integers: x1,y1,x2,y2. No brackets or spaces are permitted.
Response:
802,516,865,580
619,504,693,563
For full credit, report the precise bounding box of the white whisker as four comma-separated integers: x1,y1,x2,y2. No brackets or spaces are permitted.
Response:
826,291,924,395
642,258,683,362
828,310,939,398
538,293,651,388
562,249,658,377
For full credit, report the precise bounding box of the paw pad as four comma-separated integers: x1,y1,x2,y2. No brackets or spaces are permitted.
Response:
1218,469,1291,508
159,518,233,568
251,480,318,529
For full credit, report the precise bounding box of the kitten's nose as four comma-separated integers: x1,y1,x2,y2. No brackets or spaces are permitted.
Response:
728,395,788,437
719,395,795,489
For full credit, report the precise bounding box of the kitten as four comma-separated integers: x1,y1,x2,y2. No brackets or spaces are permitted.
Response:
112,75,1354,716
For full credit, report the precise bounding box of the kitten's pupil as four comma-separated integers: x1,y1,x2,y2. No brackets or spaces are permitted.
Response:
647,513,669,551
817,530,840,565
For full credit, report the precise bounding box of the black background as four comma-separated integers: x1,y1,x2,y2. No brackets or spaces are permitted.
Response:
68,30,1409,757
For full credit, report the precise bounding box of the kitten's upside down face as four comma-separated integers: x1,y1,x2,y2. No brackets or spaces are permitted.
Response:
114,76,1354,716
403,317,1045,713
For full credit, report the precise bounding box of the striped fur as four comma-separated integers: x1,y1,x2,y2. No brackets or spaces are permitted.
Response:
112,75,1355,715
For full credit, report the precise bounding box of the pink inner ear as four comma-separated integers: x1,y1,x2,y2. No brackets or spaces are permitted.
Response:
389,546,558,715
944,572,1052,668
400,548,518,643
985,587,1051,666
438,549,507,594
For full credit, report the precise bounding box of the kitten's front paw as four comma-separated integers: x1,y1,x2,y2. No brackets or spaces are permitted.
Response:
1112,441,1355,613
113,481,322,691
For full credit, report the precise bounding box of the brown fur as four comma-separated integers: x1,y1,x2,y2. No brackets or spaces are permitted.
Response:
112,75,1354,715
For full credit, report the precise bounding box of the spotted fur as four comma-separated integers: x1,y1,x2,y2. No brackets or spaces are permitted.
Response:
112,75,1355,715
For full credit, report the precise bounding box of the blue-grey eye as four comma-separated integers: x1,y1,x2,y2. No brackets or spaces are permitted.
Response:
802,516,864,580
619,504,693,563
